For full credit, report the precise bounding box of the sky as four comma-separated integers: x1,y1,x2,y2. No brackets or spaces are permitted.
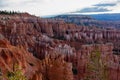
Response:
0,0,120,16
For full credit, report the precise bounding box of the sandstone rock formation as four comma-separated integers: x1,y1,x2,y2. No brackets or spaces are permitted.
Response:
0,39,41,80
0,38,73,80
76,43,120,80
0,13,120,80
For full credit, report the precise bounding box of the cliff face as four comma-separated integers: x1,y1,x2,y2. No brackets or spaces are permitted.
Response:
0,13,120,80
0,39,73,80
75,43,120,80
0,39,42,80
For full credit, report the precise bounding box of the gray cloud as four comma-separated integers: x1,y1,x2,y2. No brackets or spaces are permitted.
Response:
72,1,119,13
76,7,111,13
94,3,116,7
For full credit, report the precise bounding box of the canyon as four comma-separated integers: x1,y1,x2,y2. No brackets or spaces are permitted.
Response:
0,13,120,80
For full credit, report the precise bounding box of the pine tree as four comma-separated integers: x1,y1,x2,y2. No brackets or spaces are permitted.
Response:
85,49,108,80
7,64,27,80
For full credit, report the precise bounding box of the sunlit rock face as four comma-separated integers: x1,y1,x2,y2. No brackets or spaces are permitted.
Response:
0,13,120,80
0,39,73,80
0,39,43,80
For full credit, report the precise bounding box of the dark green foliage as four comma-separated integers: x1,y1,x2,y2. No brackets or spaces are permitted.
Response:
72,68,78,75
0,10,19,15
0,64,27,80
7,72,15,78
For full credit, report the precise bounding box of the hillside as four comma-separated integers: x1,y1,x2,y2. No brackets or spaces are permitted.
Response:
51,14,120,28
89,13,120,21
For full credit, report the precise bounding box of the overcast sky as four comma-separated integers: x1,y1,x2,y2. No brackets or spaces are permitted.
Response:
0,0,120,16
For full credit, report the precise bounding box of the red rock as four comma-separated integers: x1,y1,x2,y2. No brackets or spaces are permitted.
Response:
0,13,120,80
0,39,74,80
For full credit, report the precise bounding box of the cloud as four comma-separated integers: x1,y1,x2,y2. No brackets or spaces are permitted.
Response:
0,0,120,16
0,0,7,7
72,0,120,14
75,7,111,13
0,0,106,16
94,3,116,7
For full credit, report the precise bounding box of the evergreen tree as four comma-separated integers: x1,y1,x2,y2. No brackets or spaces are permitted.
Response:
85,49,108,80
7,64,27,80
0,10,19,15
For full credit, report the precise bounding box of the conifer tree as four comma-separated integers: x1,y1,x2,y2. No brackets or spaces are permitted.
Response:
85,49,108,80
7,64,27,80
